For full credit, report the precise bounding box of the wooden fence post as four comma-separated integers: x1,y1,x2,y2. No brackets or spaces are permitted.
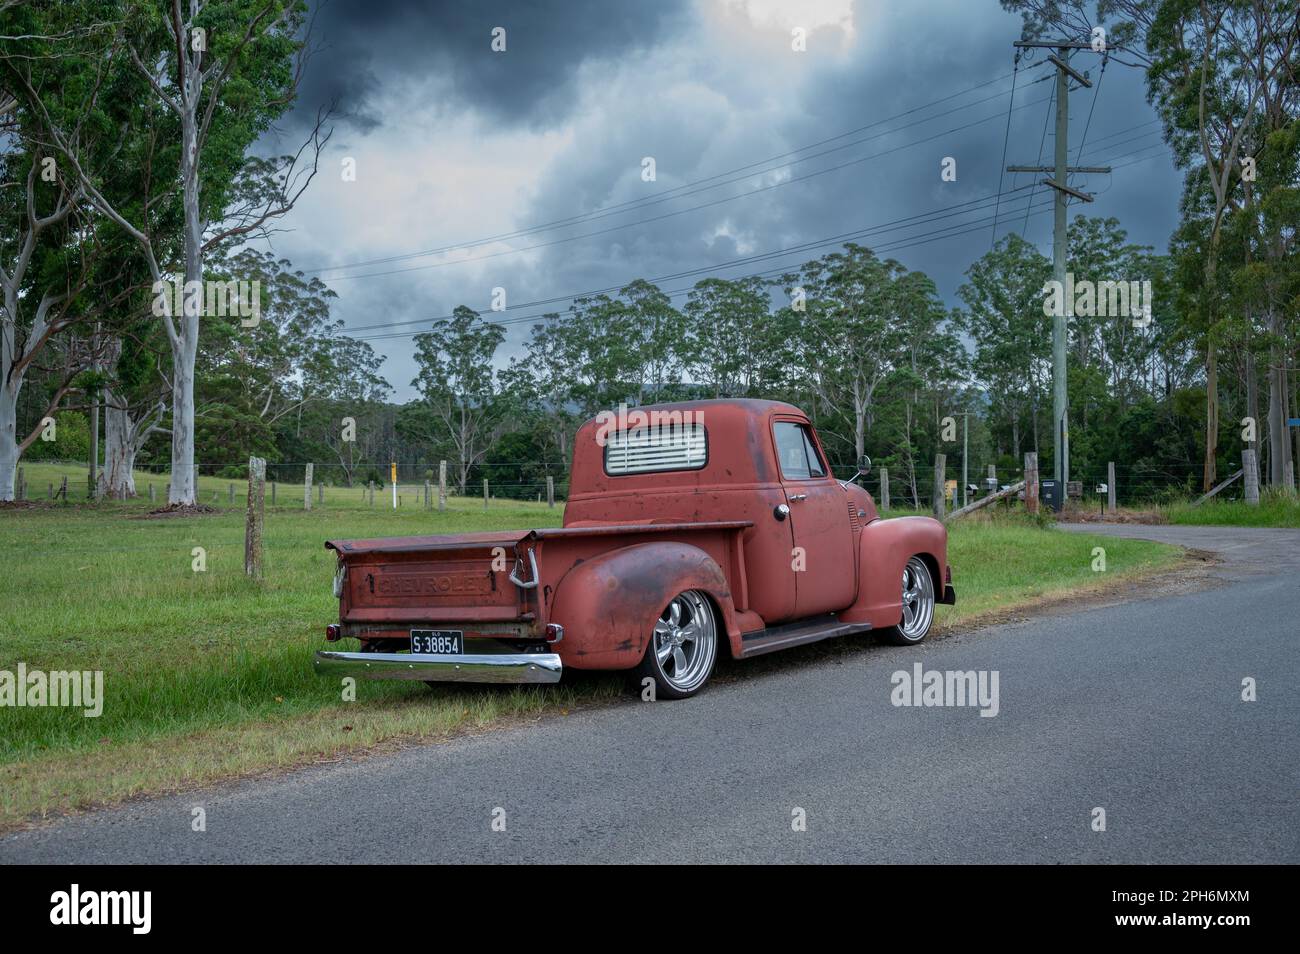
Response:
483,477,489,511
879,466,890,511
368,480,374,506
438,460,447,512
547,475,555,508
303,463,313,510
148,482,156,504
1107,461,1117,511
424,480,431,509
228,483,235,505
58,475,67,500
245,456,265,579
933,454,946,519
271,482,277,506
1243,449,1260,505
1024,452,1039,514
48,482,54,500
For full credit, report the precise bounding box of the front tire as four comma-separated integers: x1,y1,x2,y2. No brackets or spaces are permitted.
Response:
635,589,718,699
882,556,936,645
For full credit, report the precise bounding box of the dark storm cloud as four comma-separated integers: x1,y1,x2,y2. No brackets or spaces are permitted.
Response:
254,0,1183,402
294,0,692,133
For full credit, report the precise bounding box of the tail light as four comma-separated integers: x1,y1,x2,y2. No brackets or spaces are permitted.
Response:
325,624,342,642
545,623,564,643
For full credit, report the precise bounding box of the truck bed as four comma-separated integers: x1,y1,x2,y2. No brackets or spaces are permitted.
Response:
326,520,753,639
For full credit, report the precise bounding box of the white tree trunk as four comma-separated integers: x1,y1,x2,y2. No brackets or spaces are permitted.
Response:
167,64,205,506
102,388,152,499
0,390,18,502
168,338,197,504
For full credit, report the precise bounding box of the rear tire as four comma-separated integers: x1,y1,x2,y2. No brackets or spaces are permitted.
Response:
881,556,936,646
634,589,718,699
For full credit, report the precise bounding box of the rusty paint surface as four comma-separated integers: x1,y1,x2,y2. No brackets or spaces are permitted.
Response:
327,398,952,669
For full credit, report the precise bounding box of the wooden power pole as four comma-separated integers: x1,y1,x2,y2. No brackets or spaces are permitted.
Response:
1008,39,1110,491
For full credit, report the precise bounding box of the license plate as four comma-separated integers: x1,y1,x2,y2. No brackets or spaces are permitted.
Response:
410,629,463,655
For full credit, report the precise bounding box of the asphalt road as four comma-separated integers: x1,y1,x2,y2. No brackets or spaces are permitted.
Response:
4,524,1298,864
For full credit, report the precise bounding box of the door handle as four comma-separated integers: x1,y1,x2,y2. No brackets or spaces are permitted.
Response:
789,494,808,502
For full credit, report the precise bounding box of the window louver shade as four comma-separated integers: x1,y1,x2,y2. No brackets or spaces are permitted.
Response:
603,423,708,475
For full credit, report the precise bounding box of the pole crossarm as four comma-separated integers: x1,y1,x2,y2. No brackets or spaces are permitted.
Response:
1013,39,1095,50
1006,165,1111,174
1046,54,1091,86
1040,177,1095,202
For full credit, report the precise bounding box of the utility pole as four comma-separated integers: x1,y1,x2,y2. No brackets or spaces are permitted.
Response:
88,322,100,500
952,410,973,510
1008,39,1110,489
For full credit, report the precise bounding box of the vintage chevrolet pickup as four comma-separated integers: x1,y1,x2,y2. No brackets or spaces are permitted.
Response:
316,399,954,698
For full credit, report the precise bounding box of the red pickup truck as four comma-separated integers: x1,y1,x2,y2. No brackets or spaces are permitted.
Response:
316,399,954,699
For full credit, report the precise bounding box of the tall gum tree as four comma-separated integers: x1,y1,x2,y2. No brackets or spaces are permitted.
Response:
3,0,326,505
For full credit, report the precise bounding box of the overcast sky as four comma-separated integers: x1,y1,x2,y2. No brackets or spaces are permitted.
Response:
254,0,1181,402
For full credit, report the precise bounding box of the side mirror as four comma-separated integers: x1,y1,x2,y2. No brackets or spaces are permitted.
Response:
841,455,872,488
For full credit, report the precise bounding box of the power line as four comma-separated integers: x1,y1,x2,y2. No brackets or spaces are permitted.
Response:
990,51,1021,249
1022,82,1055,239
1072,51,1108,169
339,184,1041,339
345,190,1058,344
303,68,1045,278
338,123,1151,346
320,92,1054,285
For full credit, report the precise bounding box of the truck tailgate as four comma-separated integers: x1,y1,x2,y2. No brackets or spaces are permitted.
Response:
327,531,531,626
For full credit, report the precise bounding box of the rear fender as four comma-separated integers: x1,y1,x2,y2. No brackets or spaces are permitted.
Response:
839,516,949,629
549,541,740,670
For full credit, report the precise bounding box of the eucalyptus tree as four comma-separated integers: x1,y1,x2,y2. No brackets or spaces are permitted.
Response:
1144,0,1299,489
682,276,772,398
777,244,911,462
3,0,328,504
405,306,507,494
955,234,1053,461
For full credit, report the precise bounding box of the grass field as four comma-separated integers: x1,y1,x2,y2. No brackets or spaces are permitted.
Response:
0,462,1182,829
1164,489,1300,528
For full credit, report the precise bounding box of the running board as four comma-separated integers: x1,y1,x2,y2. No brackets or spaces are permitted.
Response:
738,614,872,658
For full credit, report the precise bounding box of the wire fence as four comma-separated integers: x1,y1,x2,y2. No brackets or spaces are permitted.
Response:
8,455,1260,512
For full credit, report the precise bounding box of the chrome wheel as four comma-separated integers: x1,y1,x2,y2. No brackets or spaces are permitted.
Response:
897,556,935,642
648,590,717,696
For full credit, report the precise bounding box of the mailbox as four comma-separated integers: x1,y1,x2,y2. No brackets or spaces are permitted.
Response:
1040,478,1063,512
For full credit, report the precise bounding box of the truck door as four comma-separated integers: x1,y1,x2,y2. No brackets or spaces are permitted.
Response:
772,419,857,618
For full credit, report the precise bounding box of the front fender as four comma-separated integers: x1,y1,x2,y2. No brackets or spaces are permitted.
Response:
840,516,950,629
549,541,739,670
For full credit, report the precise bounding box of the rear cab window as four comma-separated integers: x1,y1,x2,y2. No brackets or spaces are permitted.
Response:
773,421,827,480
603,422,708,476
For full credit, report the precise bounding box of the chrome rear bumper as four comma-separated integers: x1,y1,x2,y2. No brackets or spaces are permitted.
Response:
314,650,563,685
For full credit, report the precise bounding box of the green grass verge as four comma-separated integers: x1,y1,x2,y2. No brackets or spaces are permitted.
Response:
0,465,1181,828
1164,490,1300,528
